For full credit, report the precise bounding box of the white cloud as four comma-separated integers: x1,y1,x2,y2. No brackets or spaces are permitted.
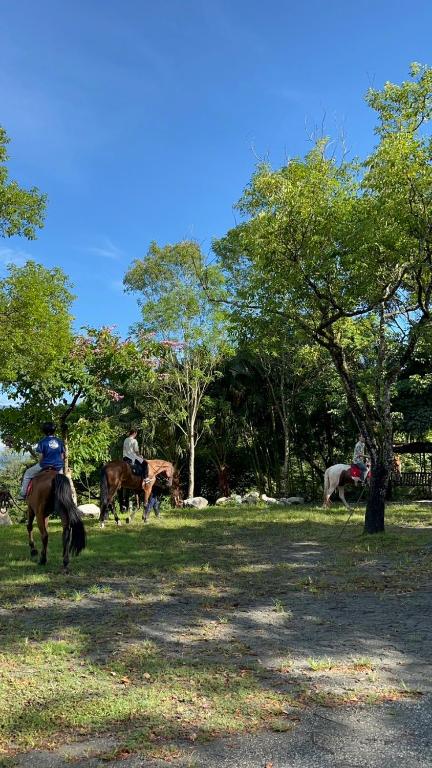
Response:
0,247,30,267
86,237,123,260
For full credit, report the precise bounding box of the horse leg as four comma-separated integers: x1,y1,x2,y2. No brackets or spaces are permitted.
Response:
111,484,122,526
36,511,49,565
143,482,154,523
338,486,350,510
27,507,38,558
62,516,71,573
323,480,335,508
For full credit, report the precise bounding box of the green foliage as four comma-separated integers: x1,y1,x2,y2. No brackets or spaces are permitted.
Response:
0,450,28,507
0,126,46,239
68,418,115,476
0,261,74,384
124,240,226,344
125,241,230,496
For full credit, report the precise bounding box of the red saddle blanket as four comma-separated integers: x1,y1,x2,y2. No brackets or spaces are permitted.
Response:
348,464,371,480
349,464,362,478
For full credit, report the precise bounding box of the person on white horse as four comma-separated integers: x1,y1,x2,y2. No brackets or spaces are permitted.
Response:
323,433,370,509
353,433,368,482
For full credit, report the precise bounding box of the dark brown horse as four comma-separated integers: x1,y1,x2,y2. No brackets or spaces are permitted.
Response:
26,471,86,571
99,459,182,526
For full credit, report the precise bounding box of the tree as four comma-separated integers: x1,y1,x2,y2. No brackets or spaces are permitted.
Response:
124,241,229,498
214,64,432,532
0,126,46,239
0,327,140,480
0,262,74,384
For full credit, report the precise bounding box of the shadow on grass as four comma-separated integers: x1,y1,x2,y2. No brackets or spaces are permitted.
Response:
0,504,431,754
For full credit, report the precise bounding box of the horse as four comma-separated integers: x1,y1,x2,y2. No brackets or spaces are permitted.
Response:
323,463,370,509
99,459,182,526
0,489,13,513
26,471,86,571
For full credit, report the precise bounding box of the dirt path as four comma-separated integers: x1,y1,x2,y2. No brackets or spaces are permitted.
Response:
4,522,432,767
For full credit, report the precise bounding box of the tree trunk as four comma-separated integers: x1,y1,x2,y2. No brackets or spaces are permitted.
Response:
281,425,290,495
188,426,195,499
217,464,230,497
60,420,69,475
364,459,388,533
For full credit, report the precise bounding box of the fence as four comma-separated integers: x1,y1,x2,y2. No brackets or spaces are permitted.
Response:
391,471,432,488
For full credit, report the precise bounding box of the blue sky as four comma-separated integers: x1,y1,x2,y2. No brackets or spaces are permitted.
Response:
1,0,431,337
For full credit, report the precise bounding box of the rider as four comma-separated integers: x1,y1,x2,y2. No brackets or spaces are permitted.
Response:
19,422,65,499
122,429,150,489
353,433,368,482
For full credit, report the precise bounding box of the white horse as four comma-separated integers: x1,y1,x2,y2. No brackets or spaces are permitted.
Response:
323,463,366,509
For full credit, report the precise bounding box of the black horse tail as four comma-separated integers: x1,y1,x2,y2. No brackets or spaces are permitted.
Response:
54,474,86,556
100,466,109,515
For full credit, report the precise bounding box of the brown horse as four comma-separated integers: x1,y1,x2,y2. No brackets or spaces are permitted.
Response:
99,459,182,526
26,471,86,571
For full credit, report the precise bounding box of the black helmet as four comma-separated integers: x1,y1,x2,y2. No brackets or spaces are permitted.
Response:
42,422,56,435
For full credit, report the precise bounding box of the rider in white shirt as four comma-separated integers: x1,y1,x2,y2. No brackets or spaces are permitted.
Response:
122,429,149,488
353,433,368,481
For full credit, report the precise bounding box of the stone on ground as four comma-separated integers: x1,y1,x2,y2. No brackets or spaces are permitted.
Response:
78,503,101,517
184,497,209,509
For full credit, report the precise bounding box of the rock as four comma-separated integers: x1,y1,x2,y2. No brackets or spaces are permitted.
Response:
216,494,243,506
242,491,260,504
78,503,101,518
261,494,278,504
183,497,209,509
277,498,293,506
0,512,12,526
285,496,305,504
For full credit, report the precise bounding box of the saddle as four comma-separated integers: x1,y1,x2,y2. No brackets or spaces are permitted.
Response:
123,457,141,477
349,464,362,479
26,468,60,498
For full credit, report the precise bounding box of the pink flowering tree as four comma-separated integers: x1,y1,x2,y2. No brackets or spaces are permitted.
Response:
0,326,141,477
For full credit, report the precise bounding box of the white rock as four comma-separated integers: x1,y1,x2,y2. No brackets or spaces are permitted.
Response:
78,503,101,518
215,496,228,505
285,496,305,504
278,498,293,506
262,494,278,504
183,497,209,509
0,512,12,526
230,494,242,504
242,491,260,504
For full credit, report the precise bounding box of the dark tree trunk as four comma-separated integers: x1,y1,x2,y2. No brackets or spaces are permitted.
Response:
217,464,230,497
364,459,389,533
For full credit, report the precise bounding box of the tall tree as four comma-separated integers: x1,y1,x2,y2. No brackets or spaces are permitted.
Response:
214,64,432,532
0,126,46,239
0,262,73,384
124,241,228,497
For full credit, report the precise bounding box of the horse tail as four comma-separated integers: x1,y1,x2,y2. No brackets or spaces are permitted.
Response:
323,468,330,504
54,474,86,556
100,466,109,511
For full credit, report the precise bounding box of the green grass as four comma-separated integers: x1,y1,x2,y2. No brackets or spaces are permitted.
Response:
0,502,430,758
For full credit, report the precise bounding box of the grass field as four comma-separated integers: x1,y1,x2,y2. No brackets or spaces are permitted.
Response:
0,502,431,762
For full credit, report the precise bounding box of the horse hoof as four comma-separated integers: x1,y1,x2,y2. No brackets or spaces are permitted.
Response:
63,567,70,575
100,522,105,529
38,558,46,566
116,520,121,527
30,548,38,558
125,517,130,524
